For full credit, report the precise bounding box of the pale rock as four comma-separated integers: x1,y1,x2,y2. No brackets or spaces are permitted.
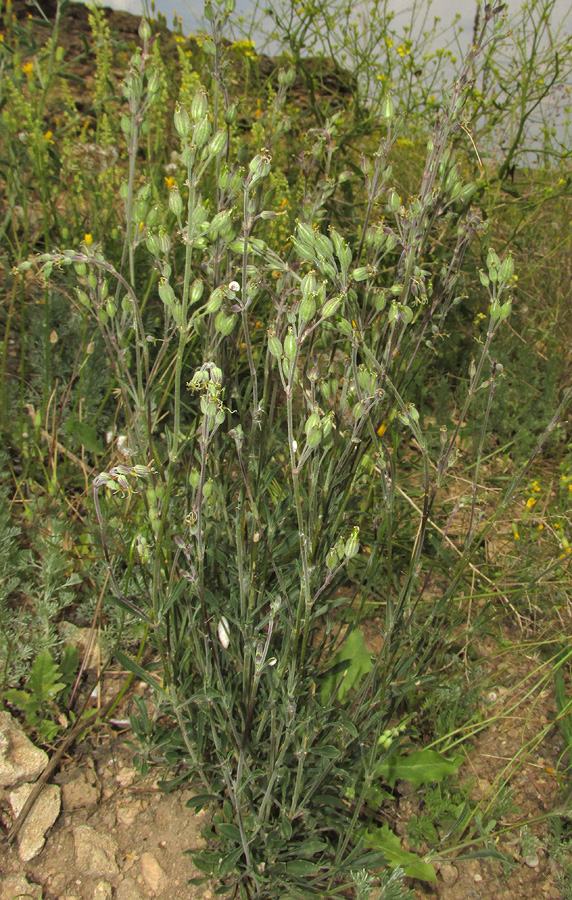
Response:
439,863,459,886
92,882,112,900
115,766,135,787
0,874,43,900
9,782,61,861
0,711,48,788
140,852,169,892
73,824,119,878
117,802,140,827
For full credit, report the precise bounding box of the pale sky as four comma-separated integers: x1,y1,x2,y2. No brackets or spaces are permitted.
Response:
78,0,572,47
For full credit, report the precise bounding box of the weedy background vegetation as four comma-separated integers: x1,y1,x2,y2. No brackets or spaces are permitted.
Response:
0,0,572,896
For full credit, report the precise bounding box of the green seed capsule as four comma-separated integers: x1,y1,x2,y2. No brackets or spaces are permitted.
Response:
174,103,191,137
268,334,282,358
205,288,224,314
190,279,204,303
106,300,116,318
299,295,316,323
499,255,514,282
208,129,227,156
326,549,338,569
322,296,342,318
159,279,176,307
191,89,208,122
388,190,401,213
146,234,160,256
284,329,297,361
193,116,211,149
169,189,183,216
306,427,321,448
345,527,360,558
301,271,317,296
305,412,321,434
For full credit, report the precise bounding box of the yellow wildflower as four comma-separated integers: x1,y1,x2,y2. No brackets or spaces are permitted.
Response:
84,233,93,246
44,130,54,144
22,61,34,76
526,497,536,509
165,176,176,190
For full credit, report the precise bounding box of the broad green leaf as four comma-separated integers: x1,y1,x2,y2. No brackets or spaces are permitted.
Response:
376,749,463,788
186,793,220,811
67,420,104,454
320,628,372,703
363,826,437,882
217,823,242,842
285,860,322,876
298,840,329,858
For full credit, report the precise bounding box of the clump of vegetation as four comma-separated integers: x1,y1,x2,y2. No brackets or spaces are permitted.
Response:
1,0,571,896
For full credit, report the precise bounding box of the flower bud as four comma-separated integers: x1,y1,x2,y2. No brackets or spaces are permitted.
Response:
248,151,272,185
218,617,230,649
382,94,394,120
138,18,152,41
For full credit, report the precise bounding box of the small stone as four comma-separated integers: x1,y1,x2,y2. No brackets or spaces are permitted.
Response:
0,712,48,788
117,803,140,828
92,882,112,900
0,874,43,900
524,854,540,868
73,824,119,878
440,863,459,886
474,873,483,882
9,782,61,862
140,852,169,892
